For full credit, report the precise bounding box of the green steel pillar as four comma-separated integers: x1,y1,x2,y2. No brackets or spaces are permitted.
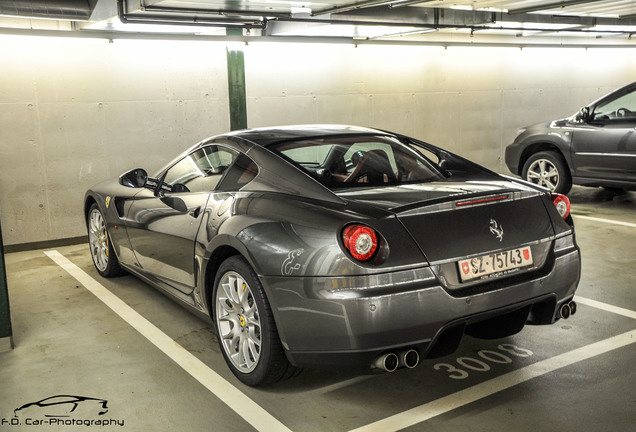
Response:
0,218,13,352
226,29,248,131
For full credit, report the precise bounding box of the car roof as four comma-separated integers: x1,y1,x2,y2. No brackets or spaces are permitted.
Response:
216,124,394,147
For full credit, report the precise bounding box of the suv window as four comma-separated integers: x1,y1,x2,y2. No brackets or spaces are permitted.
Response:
593,89,636,121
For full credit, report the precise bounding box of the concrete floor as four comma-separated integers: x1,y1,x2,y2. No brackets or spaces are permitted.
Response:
1,186,634,432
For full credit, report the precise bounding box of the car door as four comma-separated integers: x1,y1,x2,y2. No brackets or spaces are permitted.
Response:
570,87,636,183
125,145,238,294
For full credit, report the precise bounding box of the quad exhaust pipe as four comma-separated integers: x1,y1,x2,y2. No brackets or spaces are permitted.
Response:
372,349,419,372
559,300,577,319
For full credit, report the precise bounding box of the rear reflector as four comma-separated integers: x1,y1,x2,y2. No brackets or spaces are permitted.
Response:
343,224,378,261
551,193,571,219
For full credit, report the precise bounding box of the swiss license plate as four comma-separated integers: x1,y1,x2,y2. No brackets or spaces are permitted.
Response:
458,247,533,282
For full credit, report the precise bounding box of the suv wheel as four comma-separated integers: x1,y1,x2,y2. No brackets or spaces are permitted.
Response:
521,151,572,194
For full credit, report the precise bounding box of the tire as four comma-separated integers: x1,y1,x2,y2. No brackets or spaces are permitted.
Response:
87,203,126,277
213,256,298,386
521,151,572,194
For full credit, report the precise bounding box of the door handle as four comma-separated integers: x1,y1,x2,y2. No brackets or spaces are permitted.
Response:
188,206,201,218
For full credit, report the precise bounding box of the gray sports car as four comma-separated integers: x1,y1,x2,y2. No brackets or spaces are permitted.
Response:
85,125,581,386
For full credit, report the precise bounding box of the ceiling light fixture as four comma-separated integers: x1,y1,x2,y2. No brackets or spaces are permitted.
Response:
369,27,438,39
508,0,601,15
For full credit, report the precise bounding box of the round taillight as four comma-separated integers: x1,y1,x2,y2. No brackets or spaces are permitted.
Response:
343,224,378,261
551,193,571,220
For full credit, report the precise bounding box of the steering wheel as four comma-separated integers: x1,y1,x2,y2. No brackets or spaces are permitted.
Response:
616,107,632,118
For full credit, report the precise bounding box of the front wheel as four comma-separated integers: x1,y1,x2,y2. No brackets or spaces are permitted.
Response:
521,151,572,194
213,256,299,386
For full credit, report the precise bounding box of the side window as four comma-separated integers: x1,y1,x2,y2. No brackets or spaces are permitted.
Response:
162,146,238,193
593,90,636,122
216,153,259,191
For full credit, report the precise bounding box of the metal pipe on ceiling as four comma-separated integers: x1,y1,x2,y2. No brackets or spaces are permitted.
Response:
141,5,292,20
116,0,265,30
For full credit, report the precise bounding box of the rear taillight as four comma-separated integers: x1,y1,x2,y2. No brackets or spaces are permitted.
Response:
551,193,571,220
342,224,378,261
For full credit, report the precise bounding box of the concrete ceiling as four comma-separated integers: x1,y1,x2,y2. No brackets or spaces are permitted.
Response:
2,0,636,47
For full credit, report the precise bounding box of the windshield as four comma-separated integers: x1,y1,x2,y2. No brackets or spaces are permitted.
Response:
267,135,445,189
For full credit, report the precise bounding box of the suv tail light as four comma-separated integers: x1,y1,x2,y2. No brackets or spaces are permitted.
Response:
342,224,378,261
551,193,571,220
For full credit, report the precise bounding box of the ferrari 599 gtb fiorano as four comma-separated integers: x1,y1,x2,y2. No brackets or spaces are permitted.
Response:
85,125,581,386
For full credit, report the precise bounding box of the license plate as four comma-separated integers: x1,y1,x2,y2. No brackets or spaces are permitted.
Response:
458,247,533,282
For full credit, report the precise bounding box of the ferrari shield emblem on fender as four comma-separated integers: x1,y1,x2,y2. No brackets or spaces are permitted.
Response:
489,219,503,242
105,196,111,208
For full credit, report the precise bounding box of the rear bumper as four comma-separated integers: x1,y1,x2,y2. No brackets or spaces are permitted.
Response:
262,245,580,369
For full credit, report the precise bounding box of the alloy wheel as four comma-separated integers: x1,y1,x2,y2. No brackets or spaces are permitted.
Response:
88,208,109,272
526,158,560,192
215,271,262,373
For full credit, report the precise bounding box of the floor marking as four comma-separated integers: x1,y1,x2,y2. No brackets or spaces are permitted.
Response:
572,214,636,228
45,251,636,432
576,295,636,320
44,250,292,432
349,329,636,432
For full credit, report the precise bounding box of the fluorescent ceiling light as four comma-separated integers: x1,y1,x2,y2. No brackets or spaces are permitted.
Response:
82,17,227,35
274,24,424,39
488,21,582,31
593,25,636,33
369,28,438,39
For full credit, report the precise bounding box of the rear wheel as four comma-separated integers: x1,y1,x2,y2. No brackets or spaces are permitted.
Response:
522,151,572,194
213,256,298,386
87,203,125,277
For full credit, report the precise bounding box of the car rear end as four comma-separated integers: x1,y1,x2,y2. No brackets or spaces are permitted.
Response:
255,128,580,371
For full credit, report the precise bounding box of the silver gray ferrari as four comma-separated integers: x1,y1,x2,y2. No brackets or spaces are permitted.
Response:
85,125,580,386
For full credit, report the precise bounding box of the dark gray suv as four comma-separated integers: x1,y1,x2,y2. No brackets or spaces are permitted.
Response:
505,82,636,194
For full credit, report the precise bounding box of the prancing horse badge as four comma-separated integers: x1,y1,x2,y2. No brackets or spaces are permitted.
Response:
489,219,503,242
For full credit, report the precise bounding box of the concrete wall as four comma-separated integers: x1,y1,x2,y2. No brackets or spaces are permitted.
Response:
1,35,635,246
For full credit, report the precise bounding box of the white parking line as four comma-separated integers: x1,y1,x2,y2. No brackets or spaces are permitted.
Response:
349,329,636,432
44,250,292,432
572,214,636,228
576,296,636,320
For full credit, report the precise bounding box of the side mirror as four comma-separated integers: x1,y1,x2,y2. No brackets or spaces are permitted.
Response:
577,106,590,123
119,168,148,188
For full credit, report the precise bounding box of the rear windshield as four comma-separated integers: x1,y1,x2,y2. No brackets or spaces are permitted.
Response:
267,135,445,189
